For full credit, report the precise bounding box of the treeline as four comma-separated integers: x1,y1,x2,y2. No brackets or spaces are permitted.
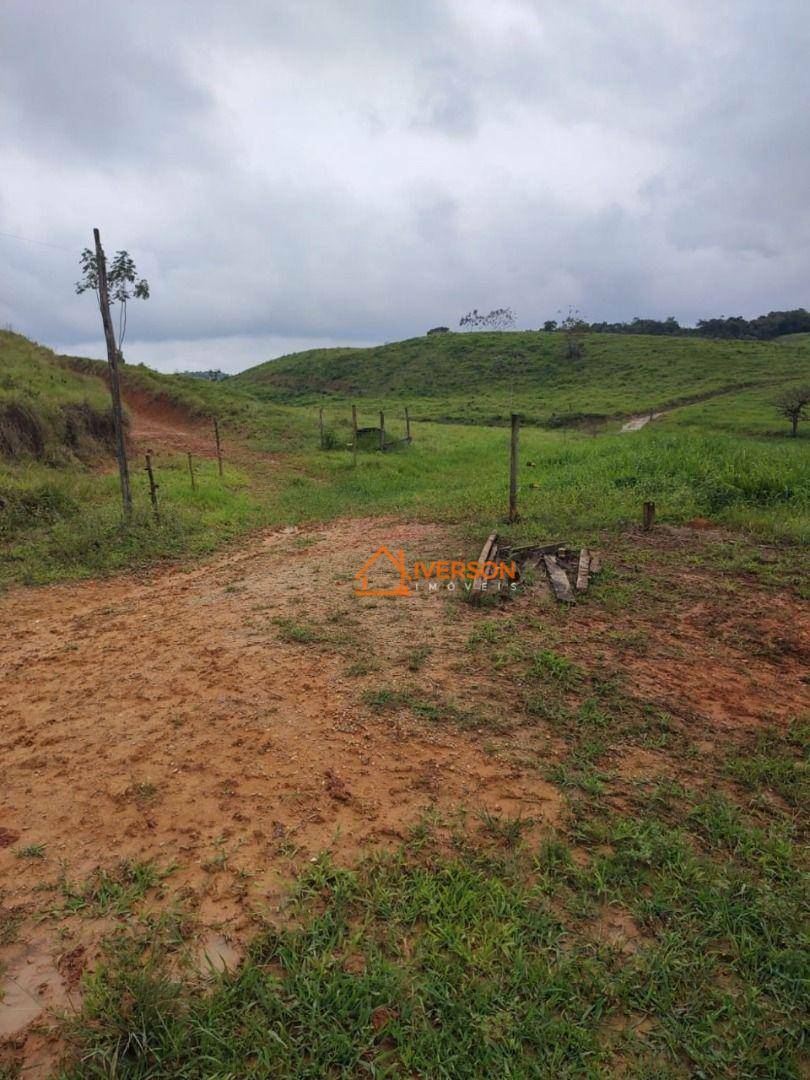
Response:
584,308,810,340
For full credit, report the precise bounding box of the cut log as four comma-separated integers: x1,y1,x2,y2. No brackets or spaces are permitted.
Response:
472,531,498,593
575,548,590,592
507,541,571,560
543,554,575,603
589,551,602,574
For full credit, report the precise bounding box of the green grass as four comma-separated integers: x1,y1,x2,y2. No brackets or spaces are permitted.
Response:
661,379,810,438
3,408,807,588
272,616,327,644
15,842,46,859
0,331,115,460
2,331,808,588
233,330,810,428
0,333,318,590
0,331,309,589
253,421,810,545
725,718,810,807
61,746,808,1079
0,454,271,587
57,860,172,918
60,350,299,447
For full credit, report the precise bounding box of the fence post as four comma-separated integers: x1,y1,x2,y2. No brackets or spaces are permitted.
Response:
643,500,656,531
213,417,223,477
405,406,411,442
352,404,358,465
187,451,196,492
319,406,325,449
145,450,160,522
379,410,385,452
508,413,520,523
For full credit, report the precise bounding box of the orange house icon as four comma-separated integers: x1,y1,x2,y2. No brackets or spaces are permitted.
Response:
354,547,411,597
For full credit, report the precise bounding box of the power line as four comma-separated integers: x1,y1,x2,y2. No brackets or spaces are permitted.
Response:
0,229,75,253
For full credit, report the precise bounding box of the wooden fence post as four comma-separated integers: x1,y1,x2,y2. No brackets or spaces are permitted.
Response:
379,410,385,452
187,451,196,492
643,500,656,531
213,417,223,476
508,413,520,523
319,406,325,449
405,406,411,442
352,404,358,466
145,450,160,522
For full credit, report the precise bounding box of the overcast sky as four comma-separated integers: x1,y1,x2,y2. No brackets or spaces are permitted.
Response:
2,1,808,373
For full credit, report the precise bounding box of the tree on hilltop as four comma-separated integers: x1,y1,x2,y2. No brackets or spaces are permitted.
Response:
459,307,516,331
559,306,587,359
776,385,810,437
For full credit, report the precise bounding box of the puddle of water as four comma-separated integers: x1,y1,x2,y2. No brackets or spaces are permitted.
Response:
198,934,240,975
0,950,66,1037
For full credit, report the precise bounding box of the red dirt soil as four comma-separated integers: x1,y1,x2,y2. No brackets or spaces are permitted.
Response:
123,389,219,458
1,516,807,1075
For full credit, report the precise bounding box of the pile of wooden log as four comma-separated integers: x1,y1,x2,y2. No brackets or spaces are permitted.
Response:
478,535,601,603
535,544,601,603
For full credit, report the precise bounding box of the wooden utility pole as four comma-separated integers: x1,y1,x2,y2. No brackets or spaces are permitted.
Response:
187,451,196,492
144,450,159,521
319,407,325,449
379,410,385,452
94,227,131,519
405,406,411,442
508,413,520,523
643,500,656,531
352,404,358,466
213,417,223,476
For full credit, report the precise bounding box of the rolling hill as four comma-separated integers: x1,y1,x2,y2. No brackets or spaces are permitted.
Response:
232,330,810,426
0,331,118,461
0,333,294,587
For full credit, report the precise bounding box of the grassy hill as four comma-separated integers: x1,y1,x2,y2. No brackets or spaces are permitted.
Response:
0,334,298,588
232,330,810,427
2,327,808,588
59,351,297,444
0,331,118,460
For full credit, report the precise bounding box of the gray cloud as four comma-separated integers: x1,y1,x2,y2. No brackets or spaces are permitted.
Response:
1,0,808,373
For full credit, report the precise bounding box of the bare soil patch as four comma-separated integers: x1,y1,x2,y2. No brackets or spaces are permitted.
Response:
123,390,219,458
1,517,806,1071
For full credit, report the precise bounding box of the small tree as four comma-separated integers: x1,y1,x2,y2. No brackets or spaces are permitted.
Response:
776,386,810,437
76,248,150,362
543,319,557,332
459,307,516,331
559,306,588,359
75,232,150,520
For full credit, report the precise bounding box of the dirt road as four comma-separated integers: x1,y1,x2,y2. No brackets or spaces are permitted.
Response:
621,411,663,432
124,390,220,457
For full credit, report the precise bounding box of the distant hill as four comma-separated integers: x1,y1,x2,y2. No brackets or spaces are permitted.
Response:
176,369,229,382
232,330,810,426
